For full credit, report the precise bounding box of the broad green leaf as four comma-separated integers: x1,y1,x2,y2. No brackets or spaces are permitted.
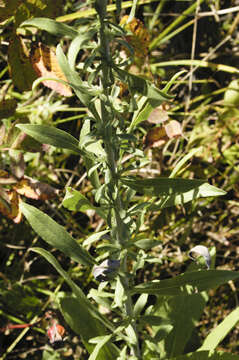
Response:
62,187,107,221
20,17,78,38
132,270,239,295
16,124,81,154
20,202,95,266
163,293,207,357
171,351,238,360
122,176,226,199
60,297,119,359
149,183,226,210
198,307,239,351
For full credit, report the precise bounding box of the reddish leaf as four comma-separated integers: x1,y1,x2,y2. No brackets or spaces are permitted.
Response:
30,43,72,97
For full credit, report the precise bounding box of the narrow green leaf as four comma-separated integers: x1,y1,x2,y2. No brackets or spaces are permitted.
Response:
132,270,239,296
83,230,109,247
68,31,97,70
199,307,239,351
20,202,95,266
134,293,148,316
30,247,86,300
169,148,202,178
89,335,113,360
128,99,153,132
56,44,97,105
62,187,107,221
20,18,78,38
16,124,81,154
61,297,119,359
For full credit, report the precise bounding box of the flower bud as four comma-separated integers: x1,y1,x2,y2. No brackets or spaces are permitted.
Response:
93,259,120,282
47,322,65,344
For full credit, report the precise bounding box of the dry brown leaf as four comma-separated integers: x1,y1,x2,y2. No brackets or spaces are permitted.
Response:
143,127,167,149
14,176,59,200
120,16,149,58
0,190,22,223
31,43,72,97
147,107,169,124
165,120,182,139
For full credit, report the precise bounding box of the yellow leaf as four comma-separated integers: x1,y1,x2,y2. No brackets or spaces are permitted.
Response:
120,15,149,58
0,190,22,223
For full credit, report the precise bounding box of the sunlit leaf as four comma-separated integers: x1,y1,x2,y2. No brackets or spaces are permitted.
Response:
20,17,78,38
16,124,81,154
20,202,95,266
62,187,107,221
199,307,239,351
132,270,239,295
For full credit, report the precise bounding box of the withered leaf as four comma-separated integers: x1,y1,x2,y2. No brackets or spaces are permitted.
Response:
165,120,182,139
30,43,72,97
0,189,22,223
14,176,59,200
147,107,169,124
143,126,167,149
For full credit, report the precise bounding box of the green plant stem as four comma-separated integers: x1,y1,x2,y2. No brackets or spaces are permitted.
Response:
96,2,141,357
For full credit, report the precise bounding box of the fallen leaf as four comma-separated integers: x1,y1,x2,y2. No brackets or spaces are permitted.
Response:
0,190,22,223
143,126,167,149
30,43,72,97
120,16,149,58
165,120,182,139
14,176,59,200
147,106,169,124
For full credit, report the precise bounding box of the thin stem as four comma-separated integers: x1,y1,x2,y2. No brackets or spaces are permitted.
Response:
96,2,141,357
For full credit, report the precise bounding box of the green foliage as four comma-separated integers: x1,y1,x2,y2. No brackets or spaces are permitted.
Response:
0,0,239,359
